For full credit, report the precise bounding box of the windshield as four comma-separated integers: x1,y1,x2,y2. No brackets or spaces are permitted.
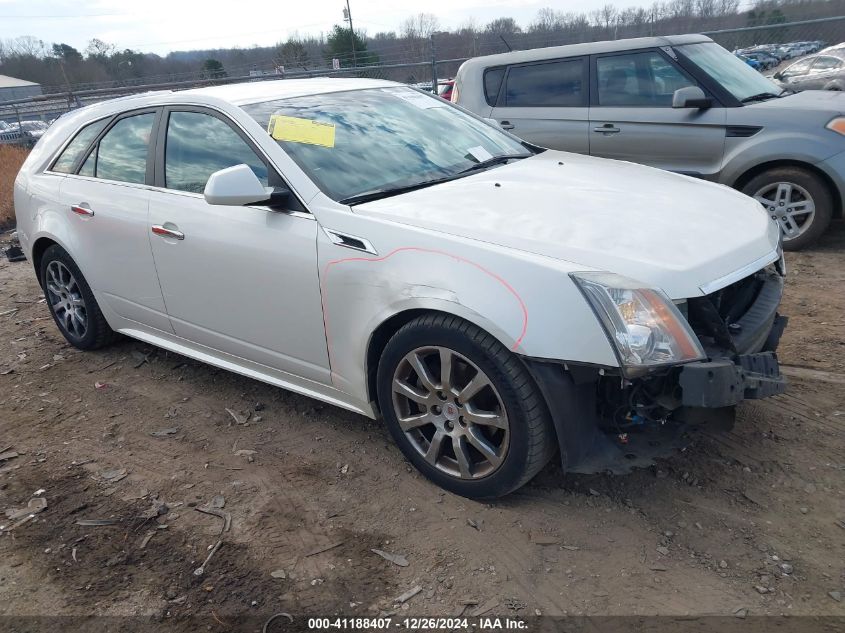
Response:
242,87,528,202
678,42,783,102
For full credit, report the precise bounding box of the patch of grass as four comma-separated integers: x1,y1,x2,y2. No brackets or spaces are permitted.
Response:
0,144,29,228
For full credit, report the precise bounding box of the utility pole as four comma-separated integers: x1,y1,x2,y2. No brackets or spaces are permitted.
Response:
56,59,78,111
343,1,357,68
430,33,438,96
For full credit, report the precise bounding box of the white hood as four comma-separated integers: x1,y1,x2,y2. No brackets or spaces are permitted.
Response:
354,151,780,298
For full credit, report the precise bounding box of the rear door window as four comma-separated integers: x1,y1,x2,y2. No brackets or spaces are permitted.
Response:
503,59,586,107
84,113,156,184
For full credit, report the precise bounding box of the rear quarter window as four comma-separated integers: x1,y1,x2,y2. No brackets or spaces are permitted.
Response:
50,118,109,174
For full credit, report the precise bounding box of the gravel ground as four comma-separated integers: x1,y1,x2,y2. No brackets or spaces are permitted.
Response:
0,222,843,629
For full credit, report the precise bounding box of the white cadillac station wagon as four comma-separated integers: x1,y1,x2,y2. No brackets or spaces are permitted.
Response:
14,79,787,498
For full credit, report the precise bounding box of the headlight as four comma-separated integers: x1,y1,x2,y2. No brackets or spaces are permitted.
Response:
571,272,705,375
825,117,845,136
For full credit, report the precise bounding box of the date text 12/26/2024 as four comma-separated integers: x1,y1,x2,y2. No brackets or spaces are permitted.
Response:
307,617,529,630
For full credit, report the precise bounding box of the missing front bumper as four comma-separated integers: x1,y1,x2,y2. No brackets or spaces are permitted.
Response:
678,351,787,408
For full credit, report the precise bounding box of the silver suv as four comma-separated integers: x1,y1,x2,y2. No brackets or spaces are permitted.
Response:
454,34,845,250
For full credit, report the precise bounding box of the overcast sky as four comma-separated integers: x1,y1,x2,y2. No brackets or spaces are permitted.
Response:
0,0,645,55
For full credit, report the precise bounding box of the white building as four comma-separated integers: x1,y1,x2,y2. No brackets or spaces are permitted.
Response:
0,74,42,103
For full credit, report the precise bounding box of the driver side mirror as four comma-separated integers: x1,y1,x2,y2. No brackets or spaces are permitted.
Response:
773,71,784,81
672,86,712,109
204,164,289,207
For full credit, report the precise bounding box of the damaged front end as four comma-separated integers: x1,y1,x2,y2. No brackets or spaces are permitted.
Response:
527,262,788,474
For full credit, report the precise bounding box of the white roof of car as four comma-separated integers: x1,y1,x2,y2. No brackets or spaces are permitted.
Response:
181,77,397,104
458,33,712,72
56,77,402,125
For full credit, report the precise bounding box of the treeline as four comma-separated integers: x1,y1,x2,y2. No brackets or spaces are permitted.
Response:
1,0,844,94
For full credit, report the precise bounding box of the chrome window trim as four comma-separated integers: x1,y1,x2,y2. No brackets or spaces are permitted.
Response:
47,172,152,191
53,173,315,220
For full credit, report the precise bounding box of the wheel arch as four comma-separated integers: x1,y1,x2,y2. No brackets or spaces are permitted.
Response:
733,159,842,219
363,307,533,417
365,309,430,415
30,235,62,287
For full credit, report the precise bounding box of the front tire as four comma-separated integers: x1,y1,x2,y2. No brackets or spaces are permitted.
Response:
40,245,118,350
742,167,833,251
376,314,556,499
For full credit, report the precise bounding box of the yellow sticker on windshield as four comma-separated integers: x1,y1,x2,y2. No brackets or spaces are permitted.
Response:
268,115,335,148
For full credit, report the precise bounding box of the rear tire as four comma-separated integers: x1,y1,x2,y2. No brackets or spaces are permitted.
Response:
741,166,833,251
376,313,556,499
40,245,118,350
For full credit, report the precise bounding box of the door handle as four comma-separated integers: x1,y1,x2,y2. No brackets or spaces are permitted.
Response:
70,203,94,217
593,124,621,134
499,120,515,130
151,225,185,240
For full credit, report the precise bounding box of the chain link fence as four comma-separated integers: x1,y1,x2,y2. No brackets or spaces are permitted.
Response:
2,14,844,144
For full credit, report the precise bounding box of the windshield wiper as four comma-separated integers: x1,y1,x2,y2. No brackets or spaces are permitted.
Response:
740,92,781,103
457,153,531,175
339,176,459,205
339,154,532,205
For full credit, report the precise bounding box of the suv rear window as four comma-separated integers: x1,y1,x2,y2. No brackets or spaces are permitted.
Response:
483,67,506,106
503,59,585,107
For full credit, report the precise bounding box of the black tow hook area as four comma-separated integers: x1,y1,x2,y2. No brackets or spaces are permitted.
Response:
679,351,786,409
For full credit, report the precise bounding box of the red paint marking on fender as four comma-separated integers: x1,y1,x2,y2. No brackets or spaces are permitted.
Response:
318,246,529,385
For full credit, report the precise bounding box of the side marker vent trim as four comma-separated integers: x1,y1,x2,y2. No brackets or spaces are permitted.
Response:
323,228,378,255
726,126,763,138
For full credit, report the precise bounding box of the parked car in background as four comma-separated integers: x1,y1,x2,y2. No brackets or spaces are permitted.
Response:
743,51,778,70
17,120,48,142
737,53,761,70
820,42,845,55
454,34,845,250
1,120,48,147
774,51,845,92
438,79,455,101
14,78,787,498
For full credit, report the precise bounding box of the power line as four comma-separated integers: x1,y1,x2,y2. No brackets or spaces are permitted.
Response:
0,12,131,19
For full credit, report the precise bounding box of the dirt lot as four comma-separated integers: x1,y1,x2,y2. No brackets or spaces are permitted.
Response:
0,145,28,228
0,222,844,629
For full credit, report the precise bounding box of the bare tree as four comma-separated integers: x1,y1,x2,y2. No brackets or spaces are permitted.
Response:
485,17,522,36
6,36,47,58
401,13,440,59
85,39,116,60
530,8,564,32
697,0,718,19
401,13,440,39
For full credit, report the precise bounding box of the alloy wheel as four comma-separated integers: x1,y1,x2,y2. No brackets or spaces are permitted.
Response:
45,261,88,339
753,181,816,242
391,346,509,480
